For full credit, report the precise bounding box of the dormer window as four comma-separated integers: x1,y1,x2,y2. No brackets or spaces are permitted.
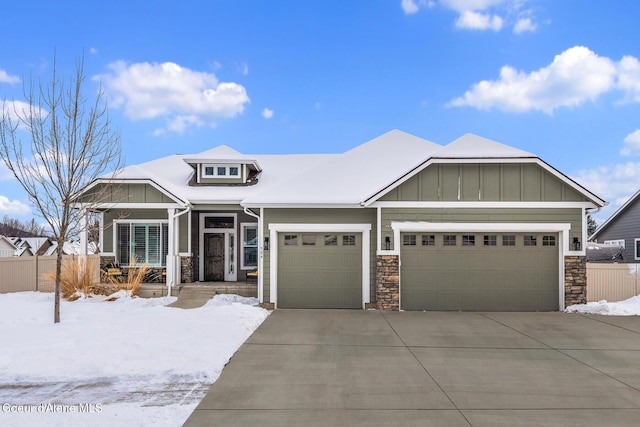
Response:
203,163,241,179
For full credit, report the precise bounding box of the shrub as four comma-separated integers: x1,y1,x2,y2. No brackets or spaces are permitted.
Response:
106,259,149,297
44,256,101,301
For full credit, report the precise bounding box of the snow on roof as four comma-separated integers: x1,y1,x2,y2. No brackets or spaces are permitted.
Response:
93,129,603,207
433,133,536,158
242,129,443,205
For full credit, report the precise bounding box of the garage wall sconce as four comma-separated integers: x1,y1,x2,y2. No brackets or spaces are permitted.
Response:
385,236,391,250
573,237,581,251
264,237,270,251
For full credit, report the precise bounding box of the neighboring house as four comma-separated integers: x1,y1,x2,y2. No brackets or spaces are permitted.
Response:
7,237,34,257
72,130,606,311
0,236,17,258
589,189,640,263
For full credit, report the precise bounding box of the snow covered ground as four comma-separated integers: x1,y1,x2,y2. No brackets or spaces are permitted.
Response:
566,294,640,315
0,292,269,426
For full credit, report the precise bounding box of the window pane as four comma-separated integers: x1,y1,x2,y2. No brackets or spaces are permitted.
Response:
229,167,239,176
204,216,234,229
133,225,147,264
324,235,337,246
636,240,640,259
484,235,497,246
502,235,515,246
284,235,298,246
543,235,556,246
244,247,258,267
462,235,475,246
403,234,416,246
443,235,456,246
422,235,435,246
244,226,258,245
343,235,356,246
524,235,537,246
162,224,168,266
204,166,214,176
302,234,316,246
147,225,161,265
217,166,226,176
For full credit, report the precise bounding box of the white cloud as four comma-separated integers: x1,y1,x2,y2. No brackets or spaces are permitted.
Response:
405,0,538,33
261,108,274,119
455,10,503,30
0,69,20,84
513,17,537,33
621,129,640,157
572,161,640,224
617,55,640,103
236,62,249,76
89,47,99,55
96,61,250,134
448,46,620,113
0,195,31,216
1,100,47,130
401,0,434,14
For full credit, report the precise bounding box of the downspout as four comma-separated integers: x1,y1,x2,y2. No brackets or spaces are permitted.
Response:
167,205,192,297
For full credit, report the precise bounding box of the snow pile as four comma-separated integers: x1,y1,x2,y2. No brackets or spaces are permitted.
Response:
0,292,269,426
566,294,640,316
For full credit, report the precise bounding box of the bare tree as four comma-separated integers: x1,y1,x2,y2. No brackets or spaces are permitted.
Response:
0,215,49,237
0,52,122,323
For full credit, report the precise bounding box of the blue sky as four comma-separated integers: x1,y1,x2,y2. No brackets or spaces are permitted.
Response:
1,0,640,226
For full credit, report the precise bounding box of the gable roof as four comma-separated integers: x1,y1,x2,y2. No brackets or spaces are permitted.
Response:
590,189,640,240
242,129,442,205
77,130,606,209
433,133,536,159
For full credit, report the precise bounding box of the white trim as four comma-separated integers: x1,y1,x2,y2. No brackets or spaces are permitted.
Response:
78,178,188,207
376,206,382,251
391,221,570,311
202,163,242,179
242,203,362,209
112,219,169,267
268,223,372,309
81,203,184,210
259,208,264,303
240,222,259,270
370,201,598,209
603,239,625,249
198,213,238,282
635,238,640,261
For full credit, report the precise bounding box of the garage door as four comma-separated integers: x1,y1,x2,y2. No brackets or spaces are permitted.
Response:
401,232,559,311
277,232,362,308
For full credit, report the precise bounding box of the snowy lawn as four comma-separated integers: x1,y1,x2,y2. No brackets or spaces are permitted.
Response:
0,291,269,426
566,294,640,315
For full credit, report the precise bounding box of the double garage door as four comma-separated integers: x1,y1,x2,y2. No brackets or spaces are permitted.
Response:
277,232,362,309
401,232,560,311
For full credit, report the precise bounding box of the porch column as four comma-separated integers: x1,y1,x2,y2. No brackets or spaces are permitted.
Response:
78,207,89,255
166,208,180,294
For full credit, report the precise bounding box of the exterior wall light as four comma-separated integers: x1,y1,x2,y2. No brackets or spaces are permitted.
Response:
264,237,270,251
385,236,391,250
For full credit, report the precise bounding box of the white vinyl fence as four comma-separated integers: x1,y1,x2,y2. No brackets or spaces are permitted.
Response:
0,254,100,293
587,263,640,302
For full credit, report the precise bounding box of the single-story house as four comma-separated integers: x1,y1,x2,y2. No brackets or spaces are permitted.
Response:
72,130,606,311
589,189,640,262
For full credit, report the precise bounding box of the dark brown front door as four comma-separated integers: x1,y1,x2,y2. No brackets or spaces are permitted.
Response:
204,233,224,281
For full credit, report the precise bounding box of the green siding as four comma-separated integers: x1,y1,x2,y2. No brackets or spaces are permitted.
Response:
263,208,376,303
79,183,176,204
380,208,582,251
380,163,589,203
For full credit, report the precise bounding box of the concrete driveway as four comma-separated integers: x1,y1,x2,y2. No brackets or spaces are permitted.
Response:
185,310,640,426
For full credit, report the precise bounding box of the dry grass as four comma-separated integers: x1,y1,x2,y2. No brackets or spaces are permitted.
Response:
106,259,149,297
44,256,101,301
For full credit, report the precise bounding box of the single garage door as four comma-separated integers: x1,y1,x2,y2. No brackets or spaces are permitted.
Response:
277,232,362,309
401,232,559,311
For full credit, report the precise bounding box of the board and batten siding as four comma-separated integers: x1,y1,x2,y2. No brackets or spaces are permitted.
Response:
262,208,377,302
380,208,583,251
102,209,189,253
380,163,589,203
77,183,177,204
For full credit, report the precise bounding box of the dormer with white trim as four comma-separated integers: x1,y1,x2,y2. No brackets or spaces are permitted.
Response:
183,145,262,186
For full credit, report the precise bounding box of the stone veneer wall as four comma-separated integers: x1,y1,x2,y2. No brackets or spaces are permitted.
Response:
99,255,194,284
564,255,587,307
180,256,194,283
376,255,399,311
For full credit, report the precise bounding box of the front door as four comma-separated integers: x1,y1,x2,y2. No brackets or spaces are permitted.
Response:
204,233,225,281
